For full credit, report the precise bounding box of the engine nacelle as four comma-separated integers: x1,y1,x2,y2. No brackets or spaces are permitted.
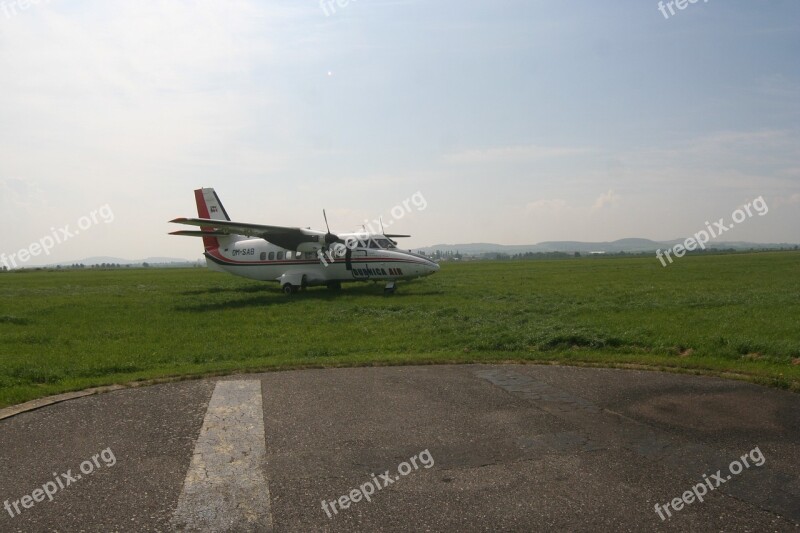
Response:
297,242,323,253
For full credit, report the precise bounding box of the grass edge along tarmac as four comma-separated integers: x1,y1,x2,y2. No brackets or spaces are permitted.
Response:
1,355,796,412
1,252,799,408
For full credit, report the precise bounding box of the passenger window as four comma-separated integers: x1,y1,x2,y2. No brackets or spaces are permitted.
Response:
260,252,266,260
277,251,284,260
269,252,275,260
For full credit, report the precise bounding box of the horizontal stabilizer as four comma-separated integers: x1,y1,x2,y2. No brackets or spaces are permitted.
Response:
169,230,232,237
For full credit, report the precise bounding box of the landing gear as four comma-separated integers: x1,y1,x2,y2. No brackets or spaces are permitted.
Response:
326,281,342,291
282,283,297,295
384,282,396,295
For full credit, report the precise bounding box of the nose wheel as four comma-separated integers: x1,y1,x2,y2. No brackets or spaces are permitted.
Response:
384,282,396,295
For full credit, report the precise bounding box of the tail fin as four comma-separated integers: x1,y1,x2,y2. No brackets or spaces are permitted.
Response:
194,188,231,250
195,188,231,222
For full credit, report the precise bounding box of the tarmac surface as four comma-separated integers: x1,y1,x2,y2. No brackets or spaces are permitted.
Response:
0,364,798,532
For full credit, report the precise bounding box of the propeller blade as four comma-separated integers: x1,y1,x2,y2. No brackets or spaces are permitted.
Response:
321,209,343,246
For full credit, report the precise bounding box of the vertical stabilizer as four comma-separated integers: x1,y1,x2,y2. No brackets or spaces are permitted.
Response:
194,188,231,250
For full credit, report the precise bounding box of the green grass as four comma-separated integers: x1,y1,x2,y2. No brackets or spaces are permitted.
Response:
1,252,799,408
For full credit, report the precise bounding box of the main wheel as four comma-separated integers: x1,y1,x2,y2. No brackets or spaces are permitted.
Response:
326,281,342,290
282,283,295,295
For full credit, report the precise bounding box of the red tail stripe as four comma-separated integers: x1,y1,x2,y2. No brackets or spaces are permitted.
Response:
194,188,219,251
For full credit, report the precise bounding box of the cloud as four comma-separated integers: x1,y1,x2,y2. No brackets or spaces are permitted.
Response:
0,178,46,210
444,144,594,164
524,190,620,216
525,198,568,213
591,189,619,211
632,129,799,165
773,193,800,207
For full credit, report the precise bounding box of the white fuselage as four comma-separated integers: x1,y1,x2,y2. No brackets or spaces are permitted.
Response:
204,236,439,286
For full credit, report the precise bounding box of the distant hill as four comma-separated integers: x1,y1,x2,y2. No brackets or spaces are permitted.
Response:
415,239,798,256
51,256,199,267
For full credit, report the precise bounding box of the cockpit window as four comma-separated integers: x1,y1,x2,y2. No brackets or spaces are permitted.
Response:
367,238,395,249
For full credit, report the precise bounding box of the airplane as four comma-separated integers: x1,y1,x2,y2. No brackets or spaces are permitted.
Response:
169,188,439,294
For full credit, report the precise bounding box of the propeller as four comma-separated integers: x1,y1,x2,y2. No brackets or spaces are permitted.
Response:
322,209,342,246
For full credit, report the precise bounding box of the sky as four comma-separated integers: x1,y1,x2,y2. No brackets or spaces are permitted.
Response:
1,0,799,266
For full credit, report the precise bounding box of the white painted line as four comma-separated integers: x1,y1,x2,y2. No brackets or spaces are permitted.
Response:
172,380,272,532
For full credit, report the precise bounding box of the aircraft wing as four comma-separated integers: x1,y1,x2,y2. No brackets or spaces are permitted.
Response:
170,217,326,250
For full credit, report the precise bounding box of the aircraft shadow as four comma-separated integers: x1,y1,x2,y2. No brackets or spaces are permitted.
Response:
174,295,291,312
175,283,443,312
179,285,267,296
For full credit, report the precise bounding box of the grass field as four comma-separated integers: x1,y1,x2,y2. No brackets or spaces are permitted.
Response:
1,252,799,408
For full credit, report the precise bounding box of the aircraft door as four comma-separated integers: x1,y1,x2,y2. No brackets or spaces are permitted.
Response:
350,250,370,279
